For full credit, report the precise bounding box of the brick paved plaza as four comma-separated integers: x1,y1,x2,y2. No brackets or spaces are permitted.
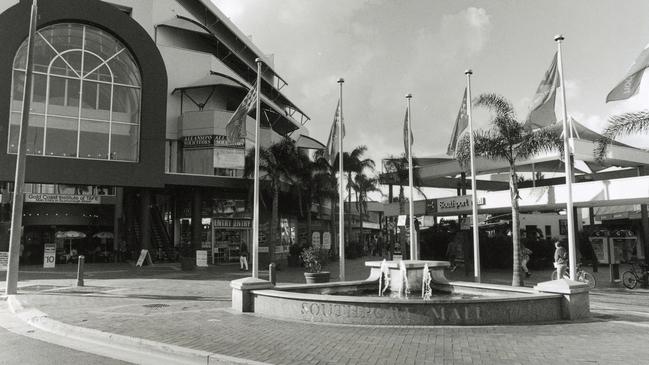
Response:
2,259,649,364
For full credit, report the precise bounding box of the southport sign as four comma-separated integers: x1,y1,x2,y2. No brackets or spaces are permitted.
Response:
437,195,485,214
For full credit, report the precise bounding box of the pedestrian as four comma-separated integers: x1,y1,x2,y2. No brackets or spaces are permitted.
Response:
554,240,568,279
446,232,463,272
521,245,533,277
239,240,249,271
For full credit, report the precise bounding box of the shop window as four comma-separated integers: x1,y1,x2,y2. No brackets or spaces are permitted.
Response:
8,23,141,162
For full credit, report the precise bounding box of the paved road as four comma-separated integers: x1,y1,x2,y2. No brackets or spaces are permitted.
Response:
2,259,649,364
0,307,130,365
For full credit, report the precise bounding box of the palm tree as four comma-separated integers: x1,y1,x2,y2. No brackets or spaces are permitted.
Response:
312,150,341,252
455,93,563,286
354,173,381,254
382,154,425,257
595,110,649,160
342,146,375,245
244,137,298,263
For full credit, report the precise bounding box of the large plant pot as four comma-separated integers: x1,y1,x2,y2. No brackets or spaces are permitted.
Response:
304,271,330,284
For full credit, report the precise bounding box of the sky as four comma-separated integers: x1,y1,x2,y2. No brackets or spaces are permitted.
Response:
212,0,649,197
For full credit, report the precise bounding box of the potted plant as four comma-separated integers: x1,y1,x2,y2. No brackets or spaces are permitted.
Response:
179,242,195,271
300,247,330,283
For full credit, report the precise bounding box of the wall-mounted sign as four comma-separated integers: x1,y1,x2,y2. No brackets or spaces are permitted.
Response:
24,193,100,204
322,232,331,250
212,219,252,229
214,147,244,169
437,195,485,213
312,232,321,249
182,134,244,149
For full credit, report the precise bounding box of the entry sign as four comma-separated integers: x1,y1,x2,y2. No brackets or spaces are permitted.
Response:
43,244,56,268
136,249,153,267
0,251,8,271
196,250,208,267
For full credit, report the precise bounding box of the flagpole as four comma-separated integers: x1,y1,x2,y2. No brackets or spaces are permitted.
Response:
465,69,481,283
555,35,577,281
337,78,345,281
252,58,262,279
406,94,416,260
5,0,37,295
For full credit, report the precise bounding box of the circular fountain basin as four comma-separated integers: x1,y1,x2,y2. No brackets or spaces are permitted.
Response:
235,260,590,325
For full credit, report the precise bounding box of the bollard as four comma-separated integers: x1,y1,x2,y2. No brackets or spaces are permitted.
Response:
268,263,276,286
76,255,85,287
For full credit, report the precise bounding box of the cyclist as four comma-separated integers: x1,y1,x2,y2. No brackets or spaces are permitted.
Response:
554,241,568,280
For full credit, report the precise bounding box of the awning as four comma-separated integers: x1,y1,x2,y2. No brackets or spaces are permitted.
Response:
295,134,326,150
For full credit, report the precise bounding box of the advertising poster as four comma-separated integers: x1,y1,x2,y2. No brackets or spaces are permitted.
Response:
43,243,56,268
322,232,331,250
589,237,607,263
0,251,8,271
213,147,244,169
196,250,208,267
311,232,321,249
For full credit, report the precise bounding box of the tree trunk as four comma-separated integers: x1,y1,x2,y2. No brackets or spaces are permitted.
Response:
306,192,312,249
398,185,407,258
509,165,523,287
270,186,279,263
347,172,352,246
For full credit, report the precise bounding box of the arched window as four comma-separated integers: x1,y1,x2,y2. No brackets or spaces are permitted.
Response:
8,23,141,161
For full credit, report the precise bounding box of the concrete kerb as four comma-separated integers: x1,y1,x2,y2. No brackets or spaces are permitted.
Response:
6,295,268,365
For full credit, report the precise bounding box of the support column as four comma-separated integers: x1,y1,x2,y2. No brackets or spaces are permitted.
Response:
640,167,649,266
191,188,202,251
140,189,152,250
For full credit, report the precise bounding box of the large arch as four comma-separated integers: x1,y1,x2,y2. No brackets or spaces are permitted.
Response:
0,0,167,187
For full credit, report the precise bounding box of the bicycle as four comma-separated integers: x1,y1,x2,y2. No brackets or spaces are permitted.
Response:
622,261,649,289
550,263,597,289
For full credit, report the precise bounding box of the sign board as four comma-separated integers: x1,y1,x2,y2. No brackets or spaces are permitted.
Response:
258,246,269,253
183,134,244,149
393,254,403,261
214,147,245,169
397,215,407,227
43,244,56,268
322,232,331,250
437,195,485,214
212,219,252,229
196,250,208,267
311,232,321,249
24,193,100,204
135,249,153,267
0,251,8,271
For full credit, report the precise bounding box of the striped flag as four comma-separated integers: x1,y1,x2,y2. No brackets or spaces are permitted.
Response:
607,43,649,102
403,108,413,158
324,100,344,165
524,52,559,130
446,88,468,156
226,84,257,144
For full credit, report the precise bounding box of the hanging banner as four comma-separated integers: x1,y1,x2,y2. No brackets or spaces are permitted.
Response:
43,244,56,268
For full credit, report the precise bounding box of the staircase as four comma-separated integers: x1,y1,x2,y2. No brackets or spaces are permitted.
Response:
150,205,176,262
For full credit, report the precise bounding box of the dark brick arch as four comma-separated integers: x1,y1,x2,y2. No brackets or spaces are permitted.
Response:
0,0,168,187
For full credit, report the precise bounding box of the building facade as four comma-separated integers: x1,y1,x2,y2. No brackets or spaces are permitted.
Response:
0,0,312,265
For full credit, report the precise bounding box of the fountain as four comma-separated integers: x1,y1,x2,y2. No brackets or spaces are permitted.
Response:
421,263,432,300
231,259,591,326
378,259,390,297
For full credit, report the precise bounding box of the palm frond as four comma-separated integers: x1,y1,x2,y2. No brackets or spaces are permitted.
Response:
515,126,563,160
595,110,649,161
475,93,515,119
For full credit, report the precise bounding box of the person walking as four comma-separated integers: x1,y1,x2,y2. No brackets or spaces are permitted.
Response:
554,240,568,279
239,240,249,271
521,245,533,277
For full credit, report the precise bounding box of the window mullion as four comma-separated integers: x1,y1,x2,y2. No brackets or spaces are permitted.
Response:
76,26,86,159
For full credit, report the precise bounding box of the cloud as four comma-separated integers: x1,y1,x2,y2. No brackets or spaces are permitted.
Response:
439,7,492,55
